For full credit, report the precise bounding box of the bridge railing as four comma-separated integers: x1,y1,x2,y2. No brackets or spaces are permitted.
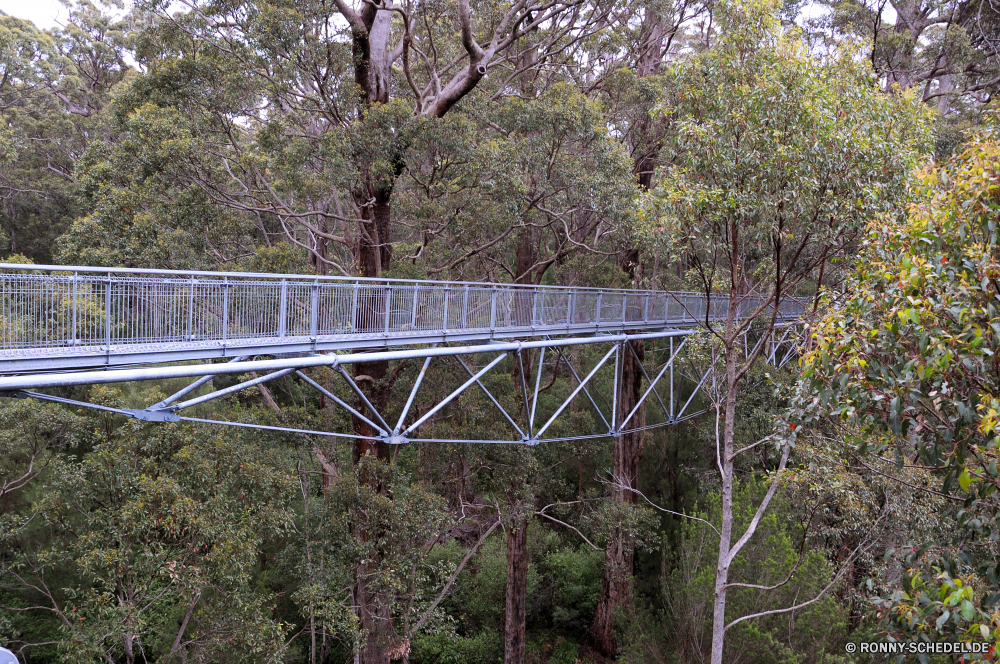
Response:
0,264,806,352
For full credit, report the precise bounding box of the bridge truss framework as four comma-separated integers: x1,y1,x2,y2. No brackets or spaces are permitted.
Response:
0,264,804,445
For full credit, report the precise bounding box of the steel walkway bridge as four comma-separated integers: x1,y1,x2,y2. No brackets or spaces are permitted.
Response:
0,264,805,446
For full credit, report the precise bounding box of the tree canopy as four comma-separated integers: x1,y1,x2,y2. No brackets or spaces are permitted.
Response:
1,0,999,662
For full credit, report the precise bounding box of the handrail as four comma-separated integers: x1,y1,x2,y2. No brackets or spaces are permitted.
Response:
0,264,807,361
0,262,774,296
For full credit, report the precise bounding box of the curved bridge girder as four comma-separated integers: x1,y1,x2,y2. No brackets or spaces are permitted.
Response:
0,264,806,444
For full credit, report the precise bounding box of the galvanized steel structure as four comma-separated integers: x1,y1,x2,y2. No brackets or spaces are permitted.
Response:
0,264,805,445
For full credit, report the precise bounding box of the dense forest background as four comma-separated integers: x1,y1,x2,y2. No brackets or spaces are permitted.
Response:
1,0,999,662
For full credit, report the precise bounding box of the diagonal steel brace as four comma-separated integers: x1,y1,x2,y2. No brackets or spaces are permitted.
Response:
454,355,525,438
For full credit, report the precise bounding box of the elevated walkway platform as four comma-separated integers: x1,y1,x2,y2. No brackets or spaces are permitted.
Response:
0,264,803,374
0,264,805,445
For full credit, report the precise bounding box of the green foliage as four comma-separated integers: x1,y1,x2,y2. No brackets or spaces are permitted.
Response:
792,114,1000,652
57,101,259,269
642,0,931,298
311,459,454,644
544,546,605,633
813,0,999,156
0,1,975,661
449,535,533,632
661,486,851,663
1,393,297,662
410,631,502,664
0,4,128,262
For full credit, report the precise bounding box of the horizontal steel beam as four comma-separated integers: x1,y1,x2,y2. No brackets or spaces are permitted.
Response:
0,322,703,373
0,331,693,391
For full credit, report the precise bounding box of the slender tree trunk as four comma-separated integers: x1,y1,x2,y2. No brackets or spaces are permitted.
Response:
124,631,135,664
504,515,529,664
709,335,738,664
357,190,393,279
512,226,536,409
935,72,953,114
350,63,396,659
591,233,649,653
309,212,331,276
501,230,536,663
356,567,393,663
591,337,645,656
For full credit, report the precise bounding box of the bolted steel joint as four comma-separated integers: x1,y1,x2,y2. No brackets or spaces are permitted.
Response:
126,408,181,423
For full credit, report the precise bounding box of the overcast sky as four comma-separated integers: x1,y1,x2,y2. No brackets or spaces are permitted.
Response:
0,0,70,29
0,0,890,46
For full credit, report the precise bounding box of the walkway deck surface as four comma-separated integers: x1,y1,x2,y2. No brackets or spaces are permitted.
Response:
0,264,805,372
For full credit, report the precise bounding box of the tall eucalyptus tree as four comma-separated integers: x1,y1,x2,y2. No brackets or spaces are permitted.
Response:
642,1,930,660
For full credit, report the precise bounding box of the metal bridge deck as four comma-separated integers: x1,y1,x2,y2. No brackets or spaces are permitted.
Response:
0,264,806,445
0,264,804,373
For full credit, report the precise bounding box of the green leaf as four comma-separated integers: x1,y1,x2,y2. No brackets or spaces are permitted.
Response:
962,599,975,622
936,610,950,631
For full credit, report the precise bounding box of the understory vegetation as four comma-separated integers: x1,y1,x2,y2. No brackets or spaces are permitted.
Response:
1,0,999,662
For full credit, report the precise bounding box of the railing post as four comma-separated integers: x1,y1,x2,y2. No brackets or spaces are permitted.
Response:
105,273,112,351
278,279,288,337
621,294,628,324
595,291,603,326
643,293,650,323
350,282,359,331
461,285,469,329
411,284,419,328
187,275,195,341
222,278,230,343
310,281,319,341
566,291,573,326
384,286,392,333
489,288,497,330
531,290,539,327
71,272,78,346
442,286,450,332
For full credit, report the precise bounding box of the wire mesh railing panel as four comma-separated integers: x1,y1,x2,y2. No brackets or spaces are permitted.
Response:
681,294,706,322
229,281,282,339
570,292,597,325
464,288,493,329
599,292,624,323
649,294,668,322
414,287,445,331
540,291,568,326
317,284,354,334
445,288,463,330
497,289,534,328
129,280,169,343
387,286,411,333
193,281,224,342
0,265,809,355
2,275,70,348
624,294,645,324
353,286,386,334
284,283,313,337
